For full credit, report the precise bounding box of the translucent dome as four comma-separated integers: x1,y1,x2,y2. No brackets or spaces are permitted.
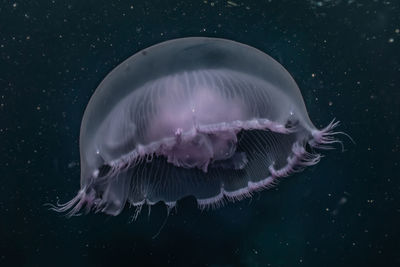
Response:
53,37,342,216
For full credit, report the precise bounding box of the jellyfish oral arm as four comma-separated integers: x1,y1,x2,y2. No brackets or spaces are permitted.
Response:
159,129,240,173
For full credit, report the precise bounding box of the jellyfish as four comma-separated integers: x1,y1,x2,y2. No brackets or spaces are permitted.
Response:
53,37,344,217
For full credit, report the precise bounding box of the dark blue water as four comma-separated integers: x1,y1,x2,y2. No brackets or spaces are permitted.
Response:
1,0,399,266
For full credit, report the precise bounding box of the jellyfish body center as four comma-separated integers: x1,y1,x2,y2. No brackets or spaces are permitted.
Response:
160,128,246,172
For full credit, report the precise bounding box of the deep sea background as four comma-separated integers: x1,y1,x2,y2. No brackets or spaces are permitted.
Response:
1,0,399,266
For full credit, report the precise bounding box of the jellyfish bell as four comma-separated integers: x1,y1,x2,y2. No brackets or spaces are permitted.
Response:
53,37,344,217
